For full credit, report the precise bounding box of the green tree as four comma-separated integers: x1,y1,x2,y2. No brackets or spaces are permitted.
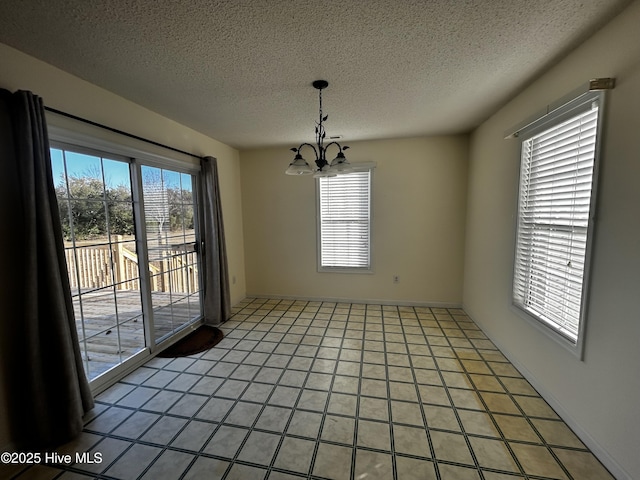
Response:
107,185,135,236
167,188,194,232
56,175,133,241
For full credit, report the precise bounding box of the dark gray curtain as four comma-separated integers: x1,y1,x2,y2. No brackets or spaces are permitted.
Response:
200,156,231,325
0,89,93,450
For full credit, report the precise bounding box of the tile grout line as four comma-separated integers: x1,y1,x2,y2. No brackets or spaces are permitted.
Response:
436,308,523,479
449,311,571,480
403,305,448,480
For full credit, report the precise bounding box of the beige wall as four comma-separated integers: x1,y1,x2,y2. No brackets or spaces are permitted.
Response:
0,43,247,449
240,136,468,305
463,2,640,479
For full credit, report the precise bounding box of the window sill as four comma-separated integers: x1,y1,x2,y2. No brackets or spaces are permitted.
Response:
318,266,373,274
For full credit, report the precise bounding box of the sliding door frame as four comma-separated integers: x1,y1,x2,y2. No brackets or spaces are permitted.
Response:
48,124,205,394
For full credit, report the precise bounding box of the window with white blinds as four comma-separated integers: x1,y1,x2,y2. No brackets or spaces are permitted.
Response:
513,91,602,349
318,170,371,270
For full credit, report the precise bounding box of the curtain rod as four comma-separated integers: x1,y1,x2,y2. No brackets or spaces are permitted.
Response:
44,106,204,160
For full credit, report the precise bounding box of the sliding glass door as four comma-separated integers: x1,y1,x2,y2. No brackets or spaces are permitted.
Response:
141,166,202,344
51,143,203,384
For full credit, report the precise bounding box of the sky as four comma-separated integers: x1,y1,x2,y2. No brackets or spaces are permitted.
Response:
50,148,193,193
50,148,131,189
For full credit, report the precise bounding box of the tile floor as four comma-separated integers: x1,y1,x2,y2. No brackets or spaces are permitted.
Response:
7,298,615,480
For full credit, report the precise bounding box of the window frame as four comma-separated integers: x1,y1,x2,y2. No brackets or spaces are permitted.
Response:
510,88,606,358
316,165,373,273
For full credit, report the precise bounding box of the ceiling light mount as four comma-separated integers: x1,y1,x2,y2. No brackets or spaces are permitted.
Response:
312,79,329,90
285,80,352,176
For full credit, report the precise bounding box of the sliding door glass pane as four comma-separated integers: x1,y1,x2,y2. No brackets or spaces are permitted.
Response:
52,147,144,380
141,166,201,343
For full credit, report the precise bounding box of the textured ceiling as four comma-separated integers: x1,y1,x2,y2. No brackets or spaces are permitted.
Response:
0,0,632,149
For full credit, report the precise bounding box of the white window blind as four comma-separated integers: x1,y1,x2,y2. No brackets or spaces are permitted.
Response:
318,170,371,269
513,98,600,345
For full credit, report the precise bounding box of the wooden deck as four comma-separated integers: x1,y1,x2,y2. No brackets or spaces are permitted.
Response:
74,289,201,379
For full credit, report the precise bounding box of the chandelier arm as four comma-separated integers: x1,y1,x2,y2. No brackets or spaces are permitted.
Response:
324,141,347,153
296,142,319,160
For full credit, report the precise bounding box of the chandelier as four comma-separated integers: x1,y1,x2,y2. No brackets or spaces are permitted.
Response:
285,80,352,176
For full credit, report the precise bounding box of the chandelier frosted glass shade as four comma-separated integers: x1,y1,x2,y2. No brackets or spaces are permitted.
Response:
285,154,314,175
329,151,353,174
313,164,338,178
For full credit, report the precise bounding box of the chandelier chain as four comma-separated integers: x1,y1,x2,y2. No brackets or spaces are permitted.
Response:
317,86,325,161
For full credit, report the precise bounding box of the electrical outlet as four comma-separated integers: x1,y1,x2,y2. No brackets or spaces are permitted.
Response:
393,275,400,284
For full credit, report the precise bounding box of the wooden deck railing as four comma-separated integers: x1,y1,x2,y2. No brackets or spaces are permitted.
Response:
65,235,198,293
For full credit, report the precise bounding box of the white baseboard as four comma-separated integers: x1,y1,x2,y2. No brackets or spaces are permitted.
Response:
464,305,631,480
243,293,462,309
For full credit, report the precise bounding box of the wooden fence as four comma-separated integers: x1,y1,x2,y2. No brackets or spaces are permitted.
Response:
64,235,198,293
